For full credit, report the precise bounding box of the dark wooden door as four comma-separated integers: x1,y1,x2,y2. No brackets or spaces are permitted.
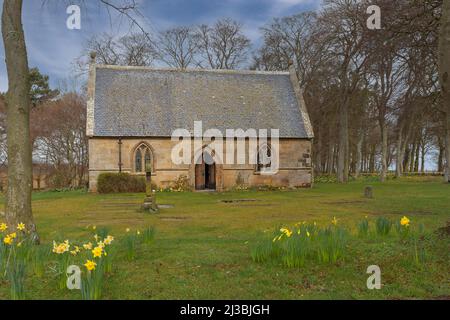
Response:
205,163,216,190
195,163,205,190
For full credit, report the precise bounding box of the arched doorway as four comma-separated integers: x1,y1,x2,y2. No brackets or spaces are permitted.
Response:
195,152,216,190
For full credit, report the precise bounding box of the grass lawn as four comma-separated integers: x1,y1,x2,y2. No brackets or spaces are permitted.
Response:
0,178,449,299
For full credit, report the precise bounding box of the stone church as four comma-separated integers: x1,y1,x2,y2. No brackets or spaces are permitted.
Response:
86,59,314,192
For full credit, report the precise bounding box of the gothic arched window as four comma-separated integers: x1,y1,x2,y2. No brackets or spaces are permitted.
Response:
134,144,153,173
257,143,272,173
135,149,142,173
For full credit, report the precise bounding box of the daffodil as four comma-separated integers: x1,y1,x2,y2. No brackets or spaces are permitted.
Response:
92,225,97,230
0,223,8,232
104,235,114,245
92,246,103,258
126,228,130,233
3,236,13,245
84,260,97,272
400,216,410,227
280,228,292,237
306,231,311,237
83,242,93,250
52,240,70,254
332,217,338,226
97,241,105,249
137,230,141,235
17,223,26,231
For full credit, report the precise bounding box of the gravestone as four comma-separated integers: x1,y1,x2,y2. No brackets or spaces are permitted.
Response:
364,186,373,199
142,160,158,213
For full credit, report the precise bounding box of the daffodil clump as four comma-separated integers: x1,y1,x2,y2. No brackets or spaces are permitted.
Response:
357,216,370,237
0,222,33,300
376,217,393,236
49,229,116,300
252,219,348,268
251,215,427,270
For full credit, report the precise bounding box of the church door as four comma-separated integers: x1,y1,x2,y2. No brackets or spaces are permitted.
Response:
195,163,205,190
195,152,216,190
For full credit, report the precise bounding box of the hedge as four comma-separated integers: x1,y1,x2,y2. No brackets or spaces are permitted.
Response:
97,173,146,194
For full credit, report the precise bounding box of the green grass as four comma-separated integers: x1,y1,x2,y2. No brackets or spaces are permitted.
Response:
0,178,449,299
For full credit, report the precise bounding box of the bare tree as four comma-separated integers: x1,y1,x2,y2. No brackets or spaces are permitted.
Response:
77,31,156,71
157,26,199,69
439,0,450,182
32,94,88,188
196,18,251,69
118,33,157,66
1,0,148,238
1,0,37,240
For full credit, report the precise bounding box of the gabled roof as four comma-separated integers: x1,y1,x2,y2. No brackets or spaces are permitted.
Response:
86,65,314,139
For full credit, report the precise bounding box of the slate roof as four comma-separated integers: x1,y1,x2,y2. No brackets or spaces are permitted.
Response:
88,65,313,138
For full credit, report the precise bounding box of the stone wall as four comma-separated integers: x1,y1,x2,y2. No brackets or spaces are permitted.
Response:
88,137,312,192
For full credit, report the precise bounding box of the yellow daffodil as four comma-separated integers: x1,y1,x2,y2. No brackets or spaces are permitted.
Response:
126,228,130,233
94,234,99,241
3,236,13,245
400,216,410,227
83,242,93,250
84,260,97,271
137,230,141,235
104,235,114,245
92,246,103,258
332,217,338,226
97,241,105,249
92,225,97,230
70,250,78,256
52,240,70,254
0,223,7,232
280,228,292,237
17,223,26,231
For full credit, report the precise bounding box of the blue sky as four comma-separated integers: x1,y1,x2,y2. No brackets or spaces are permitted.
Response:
0,0,320,92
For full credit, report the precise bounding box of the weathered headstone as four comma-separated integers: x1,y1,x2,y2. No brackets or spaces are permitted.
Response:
364,186,373,199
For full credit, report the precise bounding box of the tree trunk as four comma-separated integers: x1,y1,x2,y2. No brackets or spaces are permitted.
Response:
414,141,420,172
355,132,363,178
1,0,38,242
409,142,416,172
380,120,388,182
421,144,425,173
395,126,403,178
438,138,444,172
337,97,349,183
369,144,375,173
439,0,450,183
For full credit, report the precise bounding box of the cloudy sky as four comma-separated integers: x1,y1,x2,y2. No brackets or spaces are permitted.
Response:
0,0,320,92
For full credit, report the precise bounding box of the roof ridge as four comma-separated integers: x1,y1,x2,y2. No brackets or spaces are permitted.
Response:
95,64,290,76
